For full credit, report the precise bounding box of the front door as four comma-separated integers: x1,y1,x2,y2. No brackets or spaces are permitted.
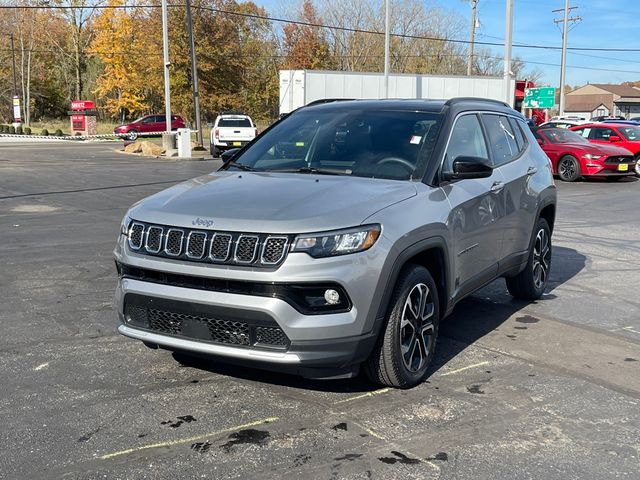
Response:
441,113,503,298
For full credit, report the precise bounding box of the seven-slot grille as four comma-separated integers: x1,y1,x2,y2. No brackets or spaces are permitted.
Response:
127,221,290,267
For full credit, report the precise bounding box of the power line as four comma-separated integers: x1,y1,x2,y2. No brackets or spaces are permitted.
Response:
1,3,640,53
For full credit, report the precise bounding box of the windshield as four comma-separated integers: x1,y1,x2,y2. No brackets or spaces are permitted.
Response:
227,108,443,180
617,126,640,141
540,128,589,144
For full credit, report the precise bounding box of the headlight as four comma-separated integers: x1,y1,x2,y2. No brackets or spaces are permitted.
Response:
582,154,603,160
120,214,132,236
292,224,381,258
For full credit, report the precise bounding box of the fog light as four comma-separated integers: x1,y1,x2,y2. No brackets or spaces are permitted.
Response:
324,289,341,305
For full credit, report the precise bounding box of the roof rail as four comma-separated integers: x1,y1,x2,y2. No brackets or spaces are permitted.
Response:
305,98,355,107
444,97,511,108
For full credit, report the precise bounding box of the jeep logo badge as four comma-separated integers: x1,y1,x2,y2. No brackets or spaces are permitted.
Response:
192,217,214,228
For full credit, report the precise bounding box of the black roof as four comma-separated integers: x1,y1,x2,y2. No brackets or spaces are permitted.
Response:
301,97,519,117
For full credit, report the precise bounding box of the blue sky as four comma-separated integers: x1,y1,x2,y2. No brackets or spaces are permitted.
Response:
253,0,640,88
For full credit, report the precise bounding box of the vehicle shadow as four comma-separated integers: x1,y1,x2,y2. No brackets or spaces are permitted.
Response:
173,246,586,393
431,245,586,375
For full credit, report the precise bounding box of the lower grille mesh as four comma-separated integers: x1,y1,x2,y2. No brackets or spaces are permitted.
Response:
125,301,290,350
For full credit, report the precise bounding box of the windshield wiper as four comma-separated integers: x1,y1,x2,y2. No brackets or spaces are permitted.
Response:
225,161,257,171
272,167,348,175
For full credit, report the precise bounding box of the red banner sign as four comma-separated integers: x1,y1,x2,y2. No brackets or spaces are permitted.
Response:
71,100,95,111
71,114,86,131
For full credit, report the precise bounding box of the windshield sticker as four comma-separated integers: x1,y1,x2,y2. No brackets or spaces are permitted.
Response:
410,135,422,144
296,142,305,147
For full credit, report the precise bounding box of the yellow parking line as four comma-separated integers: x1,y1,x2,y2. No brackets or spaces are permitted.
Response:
350,420,386,440
334,388,391,405
99,417,279,460
438,361,490,377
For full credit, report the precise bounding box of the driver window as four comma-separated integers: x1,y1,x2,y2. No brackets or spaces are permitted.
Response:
444,114,489,172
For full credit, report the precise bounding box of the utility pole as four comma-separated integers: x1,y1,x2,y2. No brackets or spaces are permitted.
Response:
9,33,17,97
383,0,390,98
503,0,513,105
161,0,173,150
185,0,203,147
553,2,581,115
467,0,478,76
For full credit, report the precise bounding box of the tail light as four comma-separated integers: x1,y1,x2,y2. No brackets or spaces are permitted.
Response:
214,128,219,140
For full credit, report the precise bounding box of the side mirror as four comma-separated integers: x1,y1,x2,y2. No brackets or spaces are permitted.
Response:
221,148,241,163
609,135,621,143
536,138,544,146
442,156,493,181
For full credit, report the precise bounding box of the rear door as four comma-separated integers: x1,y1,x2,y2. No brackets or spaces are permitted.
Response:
441,113,503,296
483,114,539,263
217,117,255,145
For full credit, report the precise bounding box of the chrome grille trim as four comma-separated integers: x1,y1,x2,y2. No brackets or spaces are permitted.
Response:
209,233,232,262
234,235,259,264
145,226,164,253
164,229,184,256
128,222,145,250
261,236,289,265
126,221,289,267
186,231,207,259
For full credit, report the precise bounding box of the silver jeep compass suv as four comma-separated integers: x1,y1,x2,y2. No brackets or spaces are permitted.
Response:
114,98,556,388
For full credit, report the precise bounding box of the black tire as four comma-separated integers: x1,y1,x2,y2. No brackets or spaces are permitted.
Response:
127,129,138,141
557,155,581,182
213,146,221,158
364,265,440,389
634,156,640,177
506,218,551,300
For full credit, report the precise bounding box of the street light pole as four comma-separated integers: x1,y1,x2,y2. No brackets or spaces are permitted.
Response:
185,0,203,148
161,0,172,134
467,0,478,76
503,0,513,105
383,0,390,98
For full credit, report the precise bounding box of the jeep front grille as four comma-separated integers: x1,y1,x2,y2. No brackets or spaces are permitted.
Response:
126,221,290,267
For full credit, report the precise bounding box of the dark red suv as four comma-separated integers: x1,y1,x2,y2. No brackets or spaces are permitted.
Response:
570,123,640,175
114,115,185,140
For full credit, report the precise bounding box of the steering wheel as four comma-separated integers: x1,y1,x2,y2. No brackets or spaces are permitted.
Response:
375,156,415,172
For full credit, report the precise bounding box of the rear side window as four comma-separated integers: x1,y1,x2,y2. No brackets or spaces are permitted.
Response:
218,118,252,128
443,114,489,172
508,117,527,150
482,114,519,166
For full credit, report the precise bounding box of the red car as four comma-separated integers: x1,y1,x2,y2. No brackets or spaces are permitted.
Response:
569,122,640,176
114,114,185,140
533,128,636,182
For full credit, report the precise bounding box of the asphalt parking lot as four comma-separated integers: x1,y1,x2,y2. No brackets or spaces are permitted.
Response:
1,140,639,480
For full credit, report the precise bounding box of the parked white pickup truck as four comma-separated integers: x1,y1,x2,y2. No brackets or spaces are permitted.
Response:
210,113,258,157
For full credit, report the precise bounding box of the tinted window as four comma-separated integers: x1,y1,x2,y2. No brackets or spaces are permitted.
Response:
230,109,443,180
218,118,252,128
482,114,519,166
443,114,489,172
508,117,527,150
591,127,614,140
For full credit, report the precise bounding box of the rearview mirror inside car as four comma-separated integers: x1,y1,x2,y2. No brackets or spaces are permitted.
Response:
442,156,493,181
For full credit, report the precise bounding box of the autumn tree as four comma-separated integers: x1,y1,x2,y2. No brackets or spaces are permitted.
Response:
89,0,159,120
282,0,334,70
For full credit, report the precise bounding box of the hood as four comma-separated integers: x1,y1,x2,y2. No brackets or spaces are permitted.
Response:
128,171,418,233
562,142,634,156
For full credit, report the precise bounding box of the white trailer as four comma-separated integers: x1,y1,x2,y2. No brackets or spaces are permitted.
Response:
279,69,516,115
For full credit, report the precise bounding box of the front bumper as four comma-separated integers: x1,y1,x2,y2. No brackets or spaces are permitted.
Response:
114,233,391,374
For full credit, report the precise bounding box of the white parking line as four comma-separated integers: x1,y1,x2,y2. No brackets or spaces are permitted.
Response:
33,363,49,371
333,388,391,404
438,361,490,377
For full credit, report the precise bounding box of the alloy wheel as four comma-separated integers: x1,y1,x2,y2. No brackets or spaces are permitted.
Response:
532,228,551,289
399,283,435,373
558,158,576,180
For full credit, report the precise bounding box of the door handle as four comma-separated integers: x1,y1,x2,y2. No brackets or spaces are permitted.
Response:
527,166,538,175
490,181,504,193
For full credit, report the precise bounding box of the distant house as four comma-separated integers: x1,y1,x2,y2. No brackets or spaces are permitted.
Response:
565,83,640,119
